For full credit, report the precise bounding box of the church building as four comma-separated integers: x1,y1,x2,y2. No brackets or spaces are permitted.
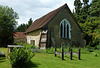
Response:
25,3,86,49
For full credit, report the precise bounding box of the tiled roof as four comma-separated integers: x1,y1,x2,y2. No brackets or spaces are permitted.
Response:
13,32,26,39
25,4,66,33
25,3,83,33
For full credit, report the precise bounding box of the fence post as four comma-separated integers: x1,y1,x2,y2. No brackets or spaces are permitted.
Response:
62,48,64,60
69,48,70,52
70,49,72,60
7,47,10,58
78,48,81,60
55,47,57,57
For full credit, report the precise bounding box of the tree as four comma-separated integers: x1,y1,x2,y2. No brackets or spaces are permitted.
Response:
73,0,100,47
79,18,100,46
79,0,90,23
90,0,100,17
17,24,27,32
16,18,33,32
83,0,89,5
74,0,82,22
27,18,33,28
0,5,18,47
74,0,82,15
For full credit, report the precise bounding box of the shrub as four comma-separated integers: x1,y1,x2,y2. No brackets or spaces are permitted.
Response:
16,43,38,51
86,45,95,52
60,47,90,54
10,47,34,67
36,49,46,53
46,47,54,54
97,43,100,50
80,48,90,54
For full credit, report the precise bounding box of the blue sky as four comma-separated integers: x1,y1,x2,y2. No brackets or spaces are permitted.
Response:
0,0,92,25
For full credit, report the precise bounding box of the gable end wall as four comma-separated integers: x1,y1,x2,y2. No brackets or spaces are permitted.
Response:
26,29,41,47
47,7,85,47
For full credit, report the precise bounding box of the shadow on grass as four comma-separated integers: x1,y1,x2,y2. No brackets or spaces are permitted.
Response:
26,61,40,68
57,55,62,59
56,55,67,61
0,57,6,63
65,55,70,59
0,57,5,60
12,61,41,68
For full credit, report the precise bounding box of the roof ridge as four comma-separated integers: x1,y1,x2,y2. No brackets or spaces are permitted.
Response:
26,4,67,33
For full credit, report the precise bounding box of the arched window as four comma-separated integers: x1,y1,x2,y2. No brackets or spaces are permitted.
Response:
64,21,66,38
59,19,71,39
60,23,63,38
67,24,69,38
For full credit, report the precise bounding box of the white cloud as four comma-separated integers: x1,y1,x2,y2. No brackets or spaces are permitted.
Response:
0,0,91,25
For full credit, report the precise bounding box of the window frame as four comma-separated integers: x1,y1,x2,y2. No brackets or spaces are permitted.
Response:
59,19,71,39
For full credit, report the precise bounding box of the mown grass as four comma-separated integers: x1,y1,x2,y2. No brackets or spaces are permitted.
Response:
32,53,100,68
0,48,11,68
0,47,100,68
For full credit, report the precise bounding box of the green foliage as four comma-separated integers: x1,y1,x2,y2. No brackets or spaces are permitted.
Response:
16,23,28,32
74,0,100,47
74,0,82,15
16,18,33,32
97,43,100,50
27,18,33,28
90,0,100,17
86,46,95,52
0,5,18,47
64,47,90,54
80,48,89,54
91,22,100,47
83,0,89,5
16,43,37,49
10,47,34,67
1,48,100,68
46,47,55,54
16,43,45,53
83,18,100,46
35,49,46,53
46,46,90,54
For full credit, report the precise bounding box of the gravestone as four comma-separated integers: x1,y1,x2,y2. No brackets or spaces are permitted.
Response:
61,42,65,48
0,51,5,57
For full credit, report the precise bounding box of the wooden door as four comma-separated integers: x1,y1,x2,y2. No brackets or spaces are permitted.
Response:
31,40,35,45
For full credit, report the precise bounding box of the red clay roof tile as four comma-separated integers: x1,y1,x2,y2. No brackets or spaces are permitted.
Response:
25,4,66,33
25,3,83,33
13,32,26,39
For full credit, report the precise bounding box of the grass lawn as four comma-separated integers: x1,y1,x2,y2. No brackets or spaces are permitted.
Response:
0,48,11,68
0,48,100,68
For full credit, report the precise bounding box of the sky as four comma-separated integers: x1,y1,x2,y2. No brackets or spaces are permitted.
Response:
0,0,92,25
